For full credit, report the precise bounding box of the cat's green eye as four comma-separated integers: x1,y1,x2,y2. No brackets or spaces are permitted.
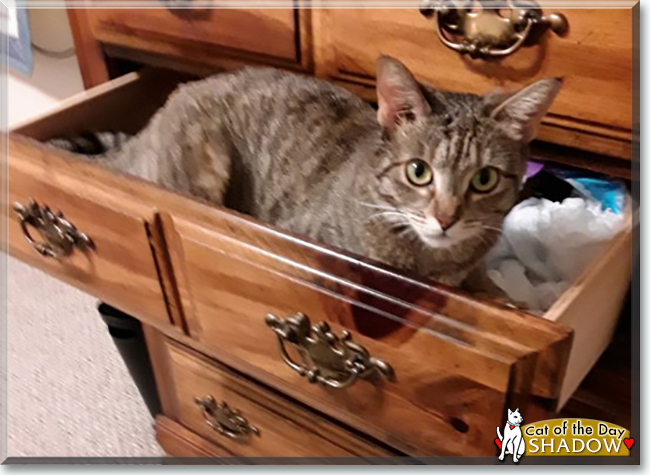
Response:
470,167,500,193
405,159,433,186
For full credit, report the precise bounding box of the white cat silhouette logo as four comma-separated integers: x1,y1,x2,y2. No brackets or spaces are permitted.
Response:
496,408,526,463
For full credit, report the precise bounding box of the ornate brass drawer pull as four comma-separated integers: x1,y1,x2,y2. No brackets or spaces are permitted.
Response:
265,313,395,390
13,199,94,259
420,0,568,59
194,396,260,439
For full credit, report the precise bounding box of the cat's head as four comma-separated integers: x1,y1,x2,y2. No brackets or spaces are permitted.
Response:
508,408,524,425
371,56,561,249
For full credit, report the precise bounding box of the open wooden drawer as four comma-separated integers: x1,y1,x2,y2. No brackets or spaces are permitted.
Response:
6,71,634,457
6,73,186,325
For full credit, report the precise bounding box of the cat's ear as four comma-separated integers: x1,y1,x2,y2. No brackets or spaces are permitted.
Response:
508,409,513,415
376,56,431,134
515,408,519,413
490,78,562,143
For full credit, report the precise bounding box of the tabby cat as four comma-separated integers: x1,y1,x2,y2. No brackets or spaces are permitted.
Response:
53,57,561,289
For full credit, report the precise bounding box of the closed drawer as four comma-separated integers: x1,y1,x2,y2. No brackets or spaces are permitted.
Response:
86,7,299,64
161,209,580,457
149,335,396,458
6,72,187,326
314,7,634,159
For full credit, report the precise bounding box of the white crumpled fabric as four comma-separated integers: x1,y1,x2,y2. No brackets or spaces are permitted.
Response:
485,197,627,314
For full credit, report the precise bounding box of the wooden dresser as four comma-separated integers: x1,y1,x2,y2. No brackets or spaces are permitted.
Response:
6,3,637,461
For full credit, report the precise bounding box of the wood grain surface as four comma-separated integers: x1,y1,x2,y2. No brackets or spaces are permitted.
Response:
85,7,299,65
312,7,634,159
151,334,399,458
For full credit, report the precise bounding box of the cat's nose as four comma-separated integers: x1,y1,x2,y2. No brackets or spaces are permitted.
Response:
432,196,461,232
437,215,459,231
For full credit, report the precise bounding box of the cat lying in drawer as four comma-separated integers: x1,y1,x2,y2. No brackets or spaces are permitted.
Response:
49,56,561,293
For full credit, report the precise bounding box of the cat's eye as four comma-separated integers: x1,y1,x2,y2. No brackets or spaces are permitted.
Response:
405,159,433,186
470,167,500,193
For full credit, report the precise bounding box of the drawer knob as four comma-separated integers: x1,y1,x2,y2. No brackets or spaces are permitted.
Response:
265,313,395,390
194,395,260,439
13,199,94,259
419,0,569,59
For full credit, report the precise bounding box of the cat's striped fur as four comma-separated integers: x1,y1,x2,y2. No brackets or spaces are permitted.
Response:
48,58,561,288
49,131,130,155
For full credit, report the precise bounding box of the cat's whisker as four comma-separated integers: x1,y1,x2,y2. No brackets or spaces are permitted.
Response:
364,211,408,221
466,222,503,233
363,211,414,229
356,200,428,226
355,200,402,212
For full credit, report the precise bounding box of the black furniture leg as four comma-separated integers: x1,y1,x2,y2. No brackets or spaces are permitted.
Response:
98,302,161,417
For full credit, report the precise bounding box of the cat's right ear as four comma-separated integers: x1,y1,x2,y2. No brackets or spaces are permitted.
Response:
489,78,562,143
376,56,431,135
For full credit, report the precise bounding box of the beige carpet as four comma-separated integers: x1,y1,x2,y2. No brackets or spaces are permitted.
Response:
6,47,163,457
7,258,163,457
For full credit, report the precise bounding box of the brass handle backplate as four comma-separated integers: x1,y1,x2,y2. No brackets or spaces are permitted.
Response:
265,313,395,390
194,396,260,439
420,0,568,59
13,199,94,259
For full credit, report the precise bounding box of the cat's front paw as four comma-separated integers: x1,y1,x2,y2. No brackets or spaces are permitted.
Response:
498,454,505,461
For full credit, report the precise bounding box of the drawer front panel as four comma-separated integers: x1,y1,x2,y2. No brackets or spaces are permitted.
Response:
169,217,521,457
160,339,395,458
7,139,169,324
156,416,237,460
86,8,298,63
315,8,633,157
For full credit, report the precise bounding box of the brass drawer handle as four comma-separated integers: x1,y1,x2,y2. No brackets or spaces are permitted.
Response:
419,0,568,59
265,313,395,390
12,199,94,259
194,396,260,439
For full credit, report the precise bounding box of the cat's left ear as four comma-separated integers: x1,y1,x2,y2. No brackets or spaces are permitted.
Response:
490,78,563,143
508,409,513,415
376,56,431,135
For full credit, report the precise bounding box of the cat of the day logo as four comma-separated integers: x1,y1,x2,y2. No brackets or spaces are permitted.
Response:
495,408,526,463
494,411,634,462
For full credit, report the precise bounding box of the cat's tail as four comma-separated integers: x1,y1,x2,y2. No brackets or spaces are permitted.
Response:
46,93,179,187
46,127,157,182
46,130,141,176
496,427,503,441
48,131,131,156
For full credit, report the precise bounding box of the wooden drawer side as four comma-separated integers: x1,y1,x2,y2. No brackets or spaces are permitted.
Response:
544,217,634,407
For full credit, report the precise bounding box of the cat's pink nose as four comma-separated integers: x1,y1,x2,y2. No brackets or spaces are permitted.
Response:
435,211,460,231
432,196,461,232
